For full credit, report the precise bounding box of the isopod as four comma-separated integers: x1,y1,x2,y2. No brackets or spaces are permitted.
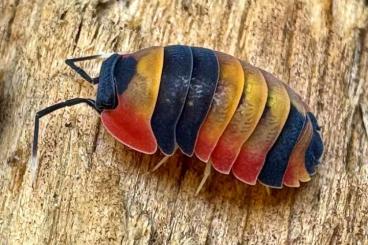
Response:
32,45,324,193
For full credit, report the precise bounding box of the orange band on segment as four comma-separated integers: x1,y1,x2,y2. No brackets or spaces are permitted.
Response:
210,63,268,174
101,47,164,154
232,73,290,185
195,52,244,162
283,87,311,187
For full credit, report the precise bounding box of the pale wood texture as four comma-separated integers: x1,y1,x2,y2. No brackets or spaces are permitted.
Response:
1,0,368,244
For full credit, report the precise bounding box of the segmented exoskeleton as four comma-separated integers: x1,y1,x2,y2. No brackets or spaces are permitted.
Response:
32,45,324,193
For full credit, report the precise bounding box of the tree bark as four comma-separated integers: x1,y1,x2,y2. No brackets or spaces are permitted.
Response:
0,0,367,244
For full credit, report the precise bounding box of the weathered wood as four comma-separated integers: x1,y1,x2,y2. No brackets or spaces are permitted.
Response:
0,0,367,244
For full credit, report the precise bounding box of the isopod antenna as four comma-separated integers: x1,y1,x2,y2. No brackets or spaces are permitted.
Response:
31,98,101,185
65,53,114,84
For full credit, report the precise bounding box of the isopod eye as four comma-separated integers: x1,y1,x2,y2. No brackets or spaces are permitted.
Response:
96,54,120,110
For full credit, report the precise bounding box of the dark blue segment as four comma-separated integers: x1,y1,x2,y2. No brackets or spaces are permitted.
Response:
176,47,219,156
258,105,306,188
96,54,120,110
305,112,324,175
151,45,193,155
309,113,324,163
114,55,137,95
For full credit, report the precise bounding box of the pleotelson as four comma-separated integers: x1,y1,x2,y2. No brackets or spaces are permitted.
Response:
100,45,323,188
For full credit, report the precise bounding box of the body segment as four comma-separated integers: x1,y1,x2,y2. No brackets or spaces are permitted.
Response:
176,47,219,156
151,45,193,155
283,116,313,187
101,47,164,154
194,52,244,162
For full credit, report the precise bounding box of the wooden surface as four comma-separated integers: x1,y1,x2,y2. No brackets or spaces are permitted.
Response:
0,0,367,244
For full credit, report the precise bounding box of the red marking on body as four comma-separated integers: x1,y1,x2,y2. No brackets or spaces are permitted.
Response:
101,97,157,154
210,143,240,174
232,149,267,185
195,136,216,162
283,161,300,187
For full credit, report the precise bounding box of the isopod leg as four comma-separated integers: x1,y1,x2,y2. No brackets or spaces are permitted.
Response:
195,161,212,195
151,155,171,172
31,98,100,187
